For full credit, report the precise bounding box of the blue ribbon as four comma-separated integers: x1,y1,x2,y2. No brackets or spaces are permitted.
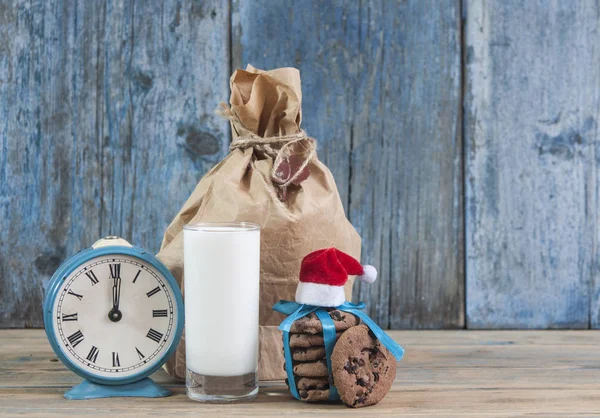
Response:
273,300,405,401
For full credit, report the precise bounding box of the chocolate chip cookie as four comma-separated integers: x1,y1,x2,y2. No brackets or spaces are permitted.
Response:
289,332,343,348
291,346,326,361
296,377,329,390
290,358,329,377
298,389,330,402
331,325,396,408
289,310,360,335
285,376,331,403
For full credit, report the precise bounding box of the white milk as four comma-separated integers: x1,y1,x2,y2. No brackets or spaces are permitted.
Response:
183,223,260,377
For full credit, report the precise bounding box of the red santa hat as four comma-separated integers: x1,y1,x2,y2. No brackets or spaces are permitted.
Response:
295,248,377,307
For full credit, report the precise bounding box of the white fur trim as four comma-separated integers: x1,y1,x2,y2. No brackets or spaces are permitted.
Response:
358,265,377,284
295,282,346,307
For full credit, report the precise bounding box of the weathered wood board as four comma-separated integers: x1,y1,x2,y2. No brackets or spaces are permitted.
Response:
3,329,600,416
349,0,463,329
4,0,598,330
0,0,230,328
233,0,464,329
232,0,358,211
464,0,599,328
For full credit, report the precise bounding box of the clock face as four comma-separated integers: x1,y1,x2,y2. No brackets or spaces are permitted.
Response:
51,254,179,380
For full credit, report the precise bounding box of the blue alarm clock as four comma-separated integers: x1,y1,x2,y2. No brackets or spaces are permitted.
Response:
43,236,184,400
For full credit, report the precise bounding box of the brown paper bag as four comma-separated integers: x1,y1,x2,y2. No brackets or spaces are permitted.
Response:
157,65,361,381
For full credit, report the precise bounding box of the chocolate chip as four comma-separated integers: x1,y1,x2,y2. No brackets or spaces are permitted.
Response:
353,394,367,406
357,378,368,387
362,347,380,361
368,329,377,339
344,359,359,374
357,358,365,366
331,311,343,321
373,372,379,382
299,390,308,398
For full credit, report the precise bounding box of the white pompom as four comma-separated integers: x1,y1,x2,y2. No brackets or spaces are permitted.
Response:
359,264,377,284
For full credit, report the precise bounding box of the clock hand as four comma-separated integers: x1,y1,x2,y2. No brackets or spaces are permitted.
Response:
108,275,123,323
112,276,121,310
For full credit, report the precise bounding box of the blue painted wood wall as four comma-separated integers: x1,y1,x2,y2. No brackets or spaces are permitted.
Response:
1,0,597,329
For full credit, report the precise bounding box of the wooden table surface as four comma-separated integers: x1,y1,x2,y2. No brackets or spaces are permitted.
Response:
2,330,599,417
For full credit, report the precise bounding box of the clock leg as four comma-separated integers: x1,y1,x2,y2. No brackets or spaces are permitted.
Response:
64,378,172,400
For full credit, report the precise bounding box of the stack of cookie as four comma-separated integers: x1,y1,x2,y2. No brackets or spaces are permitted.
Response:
284,309,360,402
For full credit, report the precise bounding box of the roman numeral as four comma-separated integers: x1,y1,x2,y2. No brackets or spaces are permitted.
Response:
86,346,99,363
85,270,99,285
112,352,120,367
109,263,121,279
146,328,163,343
62,313,78,322
135,347,145,360
152,309,168,318
67,289,83,300
146,286,161,298
67,330,84,347
133,269,141,283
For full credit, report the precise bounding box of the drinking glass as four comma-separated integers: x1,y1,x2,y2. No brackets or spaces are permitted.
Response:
183,222,260,402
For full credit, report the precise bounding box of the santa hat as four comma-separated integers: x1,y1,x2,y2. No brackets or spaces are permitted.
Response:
295,248,377,307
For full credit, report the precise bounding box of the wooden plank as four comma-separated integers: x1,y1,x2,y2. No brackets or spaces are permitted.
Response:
232,0,358,209
3,330,600,416
3,330,600,388
3,387,600,417
233,0,464,329
464,0,599,328
0,0,230,328
0,0,96,328
349,0,463,328
100,0,230,247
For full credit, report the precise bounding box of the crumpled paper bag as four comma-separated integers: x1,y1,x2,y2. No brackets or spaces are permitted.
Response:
157,65,361,381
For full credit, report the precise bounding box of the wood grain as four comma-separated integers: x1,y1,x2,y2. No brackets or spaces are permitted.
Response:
464,0,600,328
233,0,464,329
3,330,600,416
232,0,358,210
0,0,230,327
349,0,463,328
3,0,598,330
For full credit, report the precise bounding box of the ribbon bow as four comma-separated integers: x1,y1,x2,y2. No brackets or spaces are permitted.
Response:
273,300,405,401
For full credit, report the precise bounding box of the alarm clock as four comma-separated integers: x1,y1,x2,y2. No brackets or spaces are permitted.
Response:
43,236,184,400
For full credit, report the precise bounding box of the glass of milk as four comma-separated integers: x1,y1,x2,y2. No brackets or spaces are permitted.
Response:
183,222,260,402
